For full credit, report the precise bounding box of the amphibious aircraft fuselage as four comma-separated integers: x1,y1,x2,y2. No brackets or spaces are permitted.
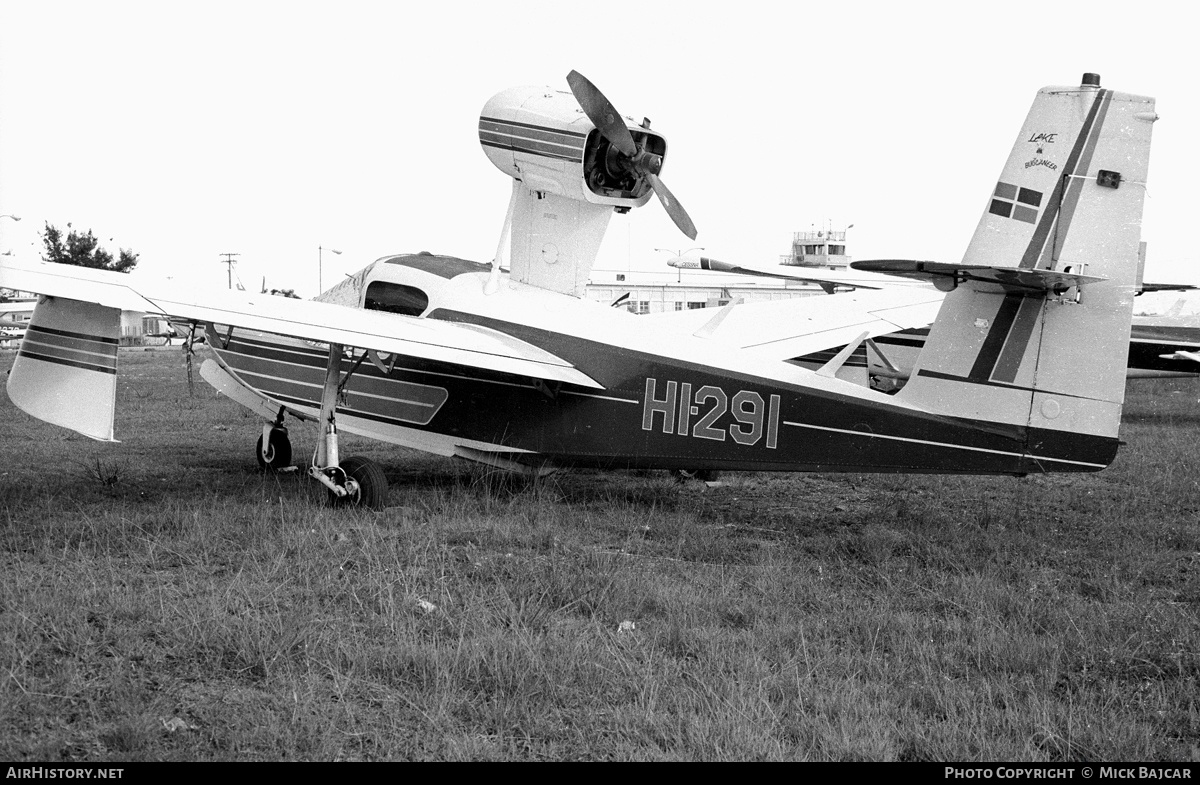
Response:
205,253,1120,476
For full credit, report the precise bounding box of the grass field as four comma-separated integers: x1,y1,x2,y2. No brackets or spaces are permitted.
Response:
1,348,1198,761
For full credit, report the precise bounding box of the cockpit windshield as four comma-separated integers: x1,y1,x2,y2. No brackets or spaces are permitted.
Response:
364,281,429,317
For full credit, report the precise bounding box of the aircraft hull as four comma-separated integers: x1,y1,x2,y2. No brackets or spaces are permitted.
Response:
210,316,1118,477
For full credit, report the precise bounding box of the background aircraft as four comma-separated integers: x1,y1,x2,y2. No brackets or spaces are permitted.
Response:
0,298,35,345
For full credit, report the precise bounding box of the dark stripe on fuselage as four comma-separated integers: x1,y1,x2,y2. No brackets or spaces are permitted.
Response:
244,389,446,433
479,138,581,163
872,327,928,348
218,330,537,390
479,117,586,163
479,117,587,146
214,333,452,426
219,357,448,425
914,367,1094,401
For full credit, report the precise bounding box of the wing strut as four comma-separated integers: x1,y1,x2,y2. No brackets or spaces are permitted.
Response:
817,331,870,378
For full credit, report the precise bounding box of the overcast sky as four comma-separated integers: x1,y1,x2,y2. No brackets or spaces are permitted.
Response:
1,1,1195,296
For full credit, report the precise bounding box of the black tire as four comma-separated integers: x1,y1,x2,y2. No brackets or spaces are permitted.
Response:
255,427,292,470
330,456,388,510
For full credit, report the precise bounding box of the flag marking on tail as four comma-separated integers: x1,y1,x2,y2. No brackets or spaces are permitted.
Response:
989,182,1043,224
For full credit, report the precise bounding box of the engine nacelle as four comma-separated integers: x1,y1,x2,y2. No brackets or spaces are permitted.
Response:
479,86,664,211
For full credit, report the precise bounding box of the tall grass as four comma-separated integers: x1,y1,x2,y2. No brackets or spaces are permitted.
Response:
1,349,1197,760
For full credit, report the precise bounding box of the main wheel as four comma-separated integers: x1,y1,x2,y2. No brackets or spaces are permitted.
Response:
255,426,292,470
329,456,388,510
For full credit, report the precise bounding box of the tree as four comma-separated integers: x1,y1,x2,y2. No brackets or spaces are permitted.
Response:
41,222,138,273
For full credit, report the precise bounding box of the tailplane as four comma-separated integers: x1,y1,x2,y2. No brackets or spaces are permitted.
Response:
897,74,1156,461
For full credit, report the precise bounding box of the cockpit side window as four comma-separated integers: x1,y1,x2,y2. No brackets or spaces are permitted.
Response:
364,281,429,317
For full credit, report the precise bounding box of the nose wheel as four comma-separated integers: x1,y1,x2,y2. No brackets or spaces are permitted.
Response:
256,423,293,470
247,348,390,510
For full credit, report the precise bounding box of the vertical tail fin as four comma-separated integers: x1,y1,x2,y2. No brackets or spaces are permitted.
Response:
898,75,1156,460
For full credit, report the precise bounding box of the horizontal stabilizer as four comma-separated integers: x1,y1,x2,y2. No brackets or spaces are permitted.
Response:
853,259,1105,293
7,297,120,441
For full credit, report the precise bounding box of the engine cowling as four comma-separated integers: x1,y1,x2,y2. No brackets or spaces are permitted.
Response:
479,86,663,211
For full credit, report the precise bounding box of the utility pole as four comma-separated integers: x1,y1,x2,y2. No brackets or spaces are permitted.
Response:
319,245,341,294
218,252,241,290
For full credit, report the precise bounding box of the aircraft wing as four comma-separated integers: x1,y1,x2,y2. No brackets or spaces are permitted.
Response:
0,259,602,389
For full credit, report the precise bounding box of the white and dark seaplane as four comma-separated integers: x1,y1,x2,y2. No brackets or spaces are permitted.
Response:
0,71,1157,509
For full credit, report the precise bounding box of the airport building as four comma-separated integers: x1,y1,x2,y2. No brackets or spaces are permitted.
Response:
583,230,850,312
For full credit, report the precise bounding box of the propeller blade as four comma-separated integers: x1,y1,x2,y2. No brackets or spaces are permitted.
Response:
566,70,637,157
566,70,699,239
647,173,698,240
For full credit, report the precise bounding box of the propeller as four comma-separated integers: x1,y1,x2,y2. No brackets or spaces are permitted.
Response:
565,70,697,240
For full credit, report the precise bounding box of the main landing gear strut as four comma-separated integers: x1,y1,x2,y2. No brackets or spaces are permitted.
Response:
256,342,389,510
310,343,389,509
